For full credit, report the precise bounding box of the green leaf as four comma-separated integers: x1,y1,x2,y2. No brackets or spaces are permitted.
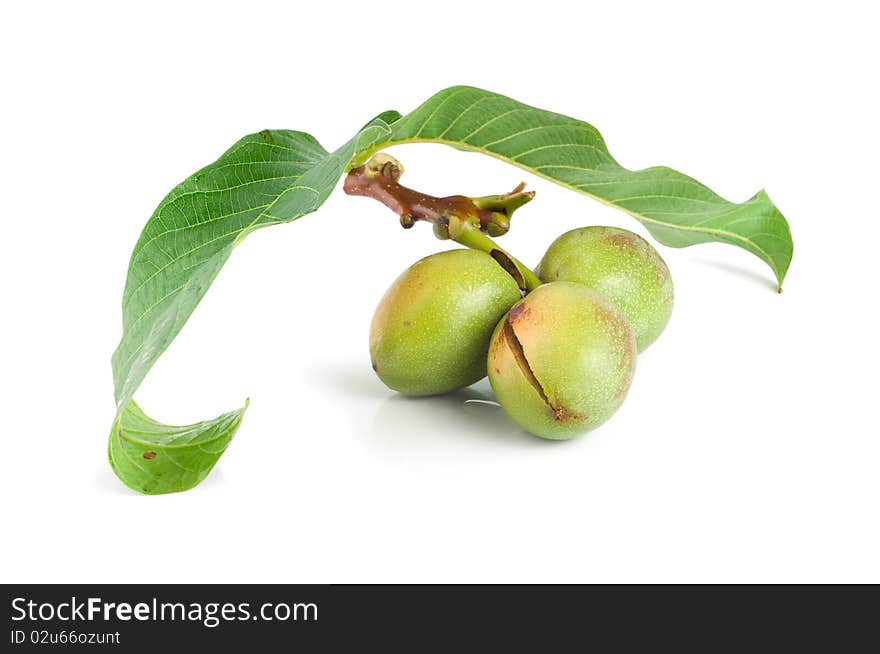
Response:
109,400,249,495
371,86,793,289
109,114,396,493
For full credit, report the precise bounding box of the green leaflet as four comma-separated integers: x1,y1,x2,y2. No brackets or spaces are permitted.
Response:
372,86,793,288
109,86,793,494
109,114,399,494
109,400,248,495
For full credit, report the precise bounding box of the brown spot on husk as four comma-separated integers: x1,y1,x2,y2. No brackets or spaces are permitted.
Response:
508,303,535,326
550,405,586,423
592,300,618,325
143,451,157,460
604,231,638,250
652,254,671,286
508,303,526,322
614,331,637,400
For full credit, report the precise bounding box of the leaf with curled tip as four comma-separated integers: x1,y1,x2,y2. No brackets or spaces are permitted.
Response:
376,86,793,289
109,401,248,495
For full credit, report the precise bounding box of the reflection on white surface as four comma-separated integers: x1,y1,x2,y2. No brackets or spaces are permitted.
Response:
307,361,562,460
366,381,564,461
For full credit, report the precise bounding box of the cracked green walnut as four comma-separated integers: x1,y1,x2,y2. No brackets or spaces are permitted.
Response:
487,282,637,439
370,249,522,396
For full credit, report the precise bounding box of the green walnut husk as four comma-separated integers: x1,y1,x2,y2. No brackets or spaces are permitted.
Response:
536,226,674,351
370,249,522,395
488,281,637,439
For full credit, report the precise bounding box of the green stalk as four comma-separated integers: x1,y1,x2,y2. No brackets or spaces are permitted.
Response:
450,219,543,292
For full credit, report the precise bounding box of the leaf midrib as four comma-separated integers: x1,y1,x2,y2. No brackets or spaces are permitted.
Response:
114,416,242,450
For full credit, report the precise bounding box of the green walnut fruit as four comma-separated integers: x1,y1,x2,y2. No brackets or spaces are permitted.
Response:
536,226,673,351
370,249,522,396
488,281,636,439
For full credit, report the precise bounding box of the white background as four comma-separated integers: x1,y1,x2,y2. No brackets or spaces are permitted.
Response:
2,1,878,583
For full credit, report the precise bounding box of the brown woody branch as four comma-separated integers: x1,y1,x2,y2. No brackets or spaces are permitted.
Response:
342,153,534,237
